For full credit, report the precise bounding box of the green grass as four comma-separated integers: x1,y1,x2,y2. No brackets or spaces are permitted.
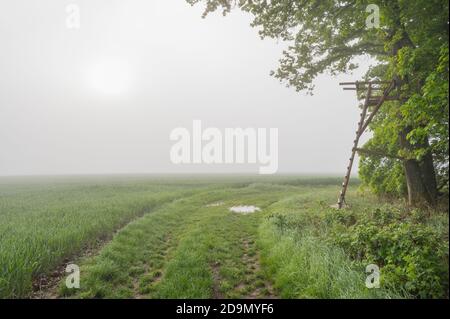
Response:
0,175,207,298
0,175,447,299
258,189,405,298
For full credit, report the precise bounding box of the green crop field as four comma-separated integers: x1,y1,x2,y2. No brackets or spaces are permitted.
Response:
0,175,448,299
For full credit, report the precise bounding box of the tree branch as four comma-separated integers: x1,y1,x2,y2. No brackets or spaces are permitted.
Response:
355,148,403,160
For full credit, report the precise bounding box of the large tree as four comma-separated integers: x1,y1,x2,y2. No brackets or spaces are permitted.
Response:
187,0,449,207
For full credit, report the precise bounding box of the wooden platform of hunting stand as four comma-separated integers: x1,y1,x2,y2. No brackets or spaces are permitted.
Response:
335,80,398,209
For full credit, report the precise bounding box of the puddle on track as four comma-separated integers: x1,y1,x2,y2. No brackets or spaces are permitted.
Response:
229,206,261,214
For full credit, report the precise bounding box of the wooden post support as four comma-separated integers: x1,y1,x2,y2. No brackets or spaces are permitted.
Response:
336,80,397,209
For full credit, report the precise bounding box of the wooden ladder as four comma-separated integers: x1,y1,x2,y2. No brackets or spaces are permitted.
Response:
337,80,397,209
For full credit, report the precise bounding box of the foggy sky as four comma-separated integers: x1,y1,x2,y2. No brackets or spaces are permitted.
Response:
0,0,372,176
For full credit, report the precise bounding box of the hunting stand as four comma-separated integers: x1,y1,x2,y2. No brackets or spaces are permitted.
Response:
336,80,399,209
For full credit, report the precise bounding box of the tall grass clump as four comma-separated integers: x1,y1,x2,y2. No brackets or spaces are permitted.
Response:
258,220,404,299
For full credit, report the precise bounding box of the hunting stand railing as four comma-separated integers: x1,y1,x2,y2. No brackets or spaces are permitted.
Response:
336,80,399,209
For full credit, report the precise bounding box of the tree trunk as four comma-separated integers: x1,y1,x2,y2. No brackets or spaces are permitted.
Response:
419,142,438,204
388,12,439,207
399,128,438,207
